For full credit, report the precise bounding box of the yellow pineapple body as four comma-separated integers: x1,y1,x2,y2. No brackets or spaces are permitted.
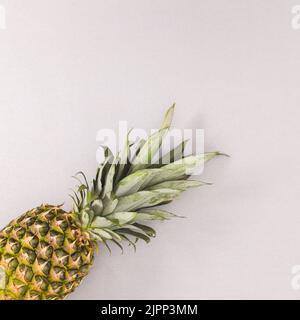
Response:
0,205,95,300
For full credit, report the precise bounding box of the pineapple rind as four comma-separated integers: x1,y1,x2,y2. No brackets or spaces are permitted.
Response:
0,205,95,300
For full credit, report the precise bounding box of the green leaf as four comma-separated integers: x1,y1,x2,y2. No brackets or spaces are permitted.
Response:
102,240,112,254
117,223,149,235
130,138,146,160
101,159,116,197
135,213,160,221
130,128,168,173
148,153,219,186
133,223,156,237
156,139,188,167
90,231,103,242
161,104,175,129
114,131,131,184
101,145,114,160
77,184,88,192
142,189,181,207
92,228,113,240
136,211,174,221
80,209,91,228
100,147,115,189
93,161,108,195
113,191,153,212
69,190,80,211
114,189,181,212
137,209,178,220
102,196,119,216
103,229,122,241
147,180,208,191
91,199,103,216
117,229,151,243
115,169,159,197
86,191,97,206
119,235,136,251
129,104,176,173
91,216,112,228
108,211,137,225
75,172,89,189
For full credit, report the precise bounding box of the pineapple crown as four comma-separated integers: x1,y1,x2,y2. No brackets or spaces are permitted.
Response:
70,105,225,252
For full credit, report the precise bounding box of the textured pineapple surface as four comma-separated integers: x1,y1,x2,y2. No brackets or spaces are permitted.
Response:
0,205,95,300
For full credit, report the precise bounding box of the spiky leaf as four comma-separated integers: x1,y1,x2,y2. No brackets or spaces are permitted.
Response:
114,189,180,212
115,169,158,197
147,180,208,191
108,212,137,225
91,216,112,228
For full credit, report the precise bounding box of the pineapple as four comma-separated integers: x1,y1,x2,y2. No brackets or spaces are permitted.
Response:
0,105,224,300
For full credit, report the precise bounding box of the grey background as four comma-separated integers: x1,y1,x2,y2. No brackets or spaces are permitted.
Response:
0,0,300,299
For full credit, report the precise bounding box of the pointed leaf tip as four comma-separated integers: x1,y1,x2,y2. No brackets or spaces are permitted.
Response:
216,152,230,157
161,103,175,129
